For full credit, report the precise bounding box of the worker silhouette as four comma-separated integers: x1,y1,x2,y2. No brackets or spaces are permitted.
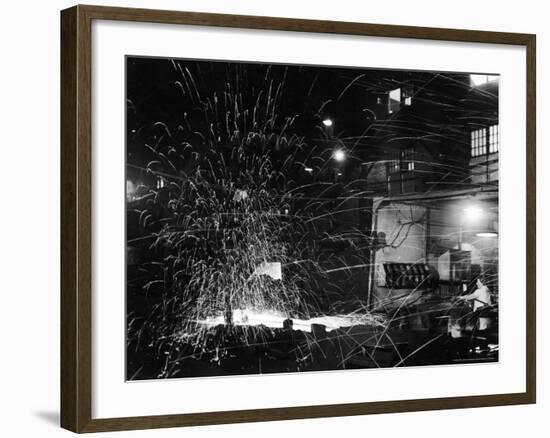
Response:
458,279,492,330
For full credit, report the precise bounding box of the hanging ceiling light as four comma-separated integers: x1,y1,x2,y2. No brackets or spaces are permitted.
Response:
476,229,498,238
463,205,483,222
475,218,498,237
333,149,346,162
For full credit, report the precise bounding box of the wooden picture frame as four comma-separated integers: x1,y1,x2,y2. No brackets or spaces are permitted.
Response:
61,4,536,433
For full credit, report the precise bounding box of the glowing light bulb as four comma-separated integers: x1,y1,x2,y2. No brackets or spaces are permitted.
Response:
463,205,483,222
322,118,333,127
333,149,346,162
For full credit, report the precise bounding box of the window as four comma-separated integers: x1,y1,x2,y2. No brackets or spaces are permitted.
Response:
402,147,415,171
470,74,499,87
488,124,499,153
402,87,413,106
471,128,486,157
388,148,416,174
388,88,401,114
388,155,400,174
471,125,498,158
388,87,413,113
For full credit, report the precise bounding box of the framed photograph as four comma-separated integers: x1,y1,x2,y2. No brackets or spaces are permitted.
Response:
60,4,536,433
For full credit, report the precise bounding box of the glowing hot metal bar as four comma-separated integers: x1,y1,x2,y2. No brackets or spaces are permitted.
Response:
197,308,384,333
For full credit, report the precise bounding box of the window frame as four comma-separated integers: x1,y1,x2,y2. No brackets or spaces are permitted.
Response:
471,124,499,158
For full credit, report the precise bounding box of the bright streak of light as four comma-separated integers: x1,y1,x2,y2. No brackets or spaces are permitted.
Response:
304,167,313,173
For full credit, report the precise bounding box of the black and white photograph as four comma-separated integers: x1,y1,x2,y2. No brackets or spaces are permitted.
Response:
125,56,499,380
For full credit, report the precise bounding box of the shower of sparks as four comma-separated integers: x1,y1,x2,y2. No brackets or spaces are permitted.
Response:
126,59,499,379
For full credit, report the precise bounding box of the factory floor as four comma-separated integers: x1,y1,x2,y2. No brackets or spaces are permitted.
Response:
127,318,498,380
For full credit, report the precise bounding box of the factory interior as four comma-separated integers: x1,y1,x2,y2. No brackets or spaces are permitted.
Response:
125,58,499,380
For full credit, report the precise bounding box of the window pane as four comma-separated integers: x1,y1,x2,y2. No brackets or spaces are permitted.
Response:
471,127,489,157
470,74,488,86
470,74,499,86
388,88,401,113
489,124,499,153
